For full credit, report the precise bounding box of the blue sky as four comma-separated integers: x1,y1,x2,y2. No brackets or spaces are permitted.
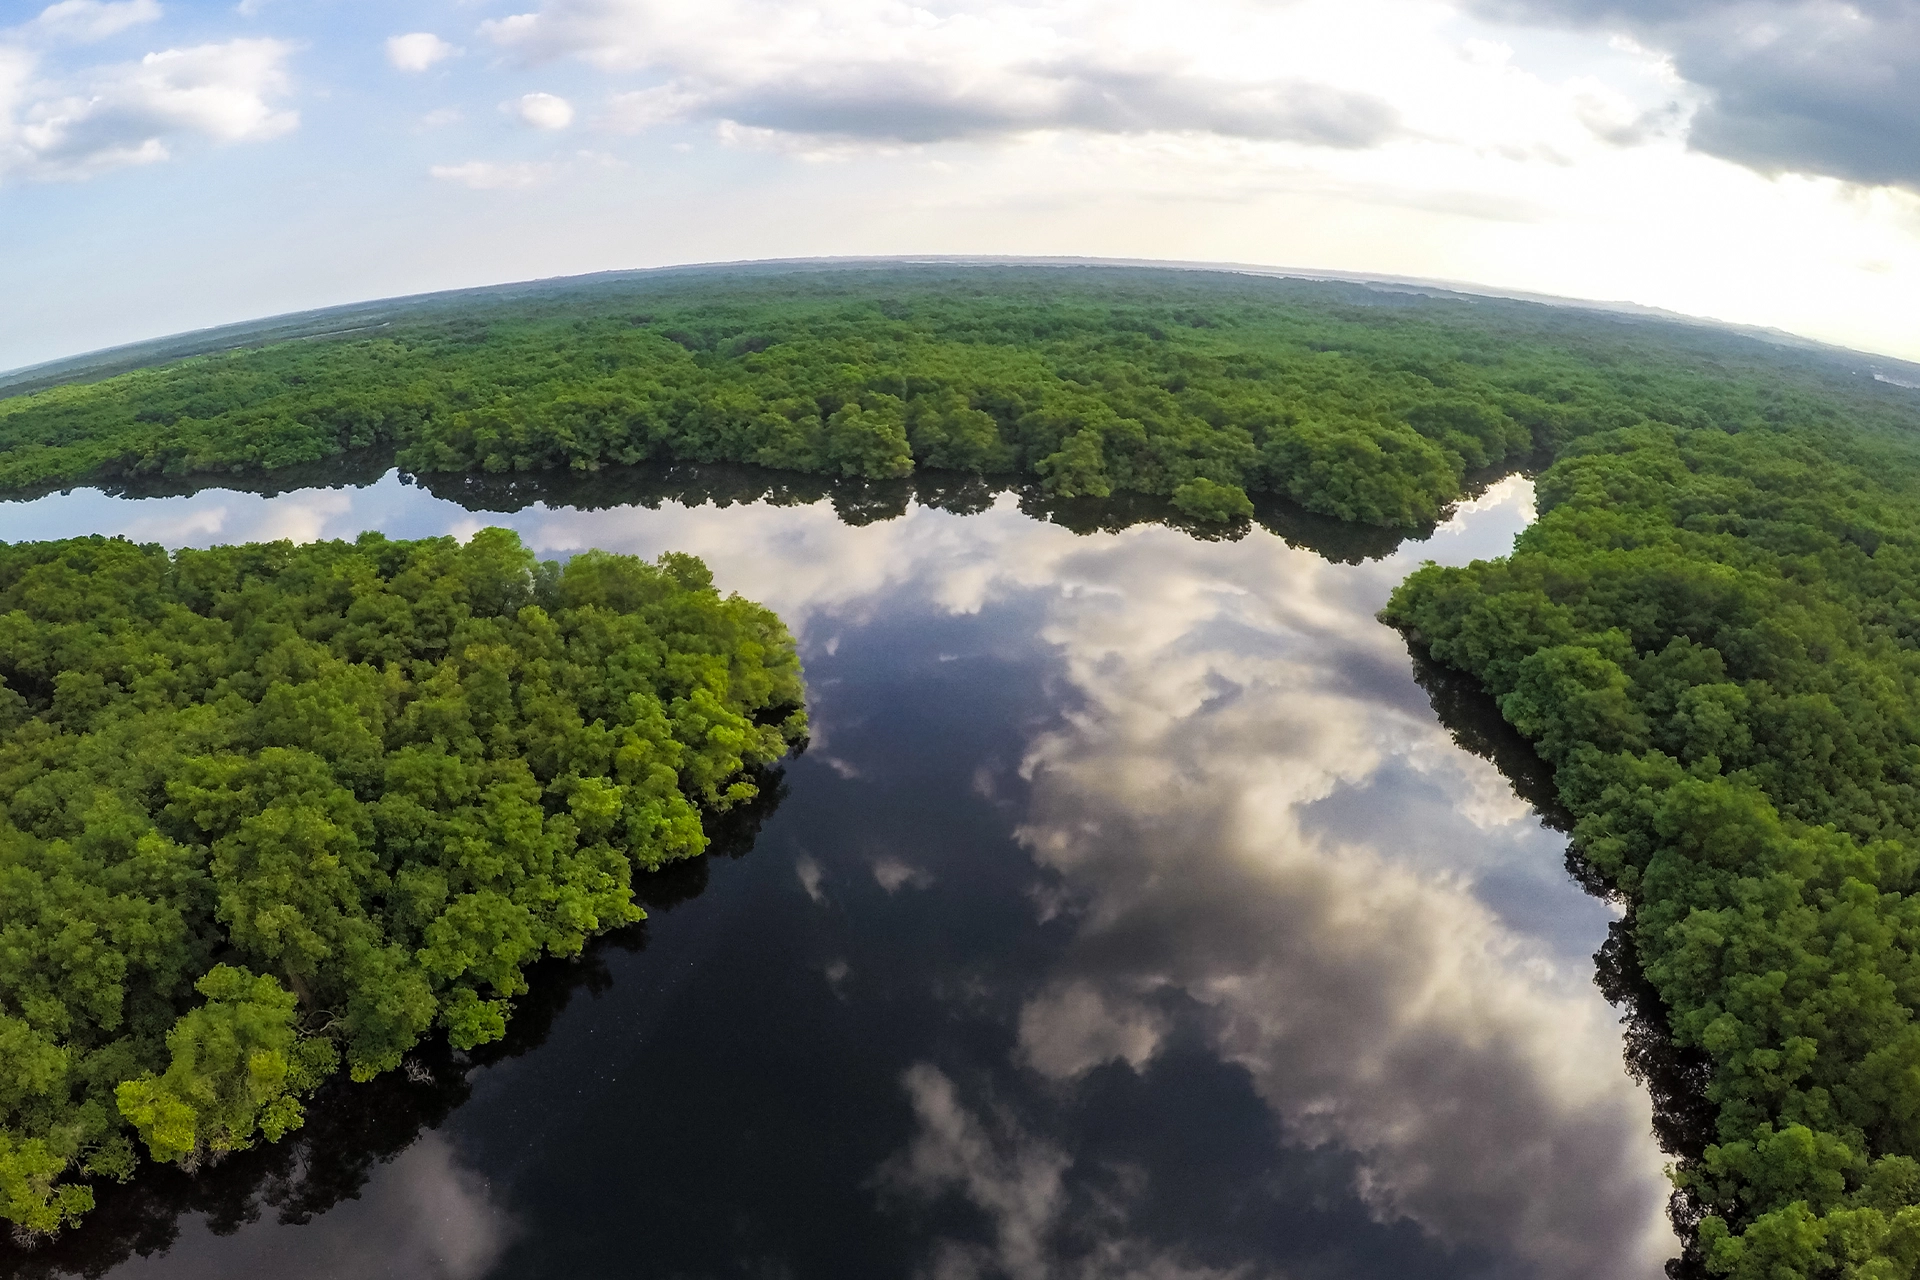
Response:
4,0,1918,370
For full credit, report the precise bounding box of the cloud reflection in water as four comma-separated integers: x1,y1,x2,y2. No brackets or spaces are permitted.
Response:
0,470,1671,1277
108,1134,514,1280
998,495,1673,1280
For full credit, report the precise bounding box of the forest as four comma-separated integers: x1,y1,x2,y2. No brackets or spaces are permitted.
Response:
8,265,1920,1277
7,264,1914,534
0,529,806,1235
1386,406,1920,1275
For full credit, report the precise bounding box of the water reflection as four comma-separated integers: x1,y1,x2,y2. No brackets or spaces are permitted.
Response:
0,468,1676,1280
0,462,1410,566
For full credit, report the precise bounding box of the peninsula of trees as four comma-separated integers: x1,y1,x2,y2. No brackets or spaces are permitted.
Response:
0,530,806,1234
1384,398,1920,1278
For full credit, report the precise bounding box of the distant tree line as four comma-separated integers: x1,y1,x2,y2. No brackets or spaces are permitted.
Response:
10,267,1913,530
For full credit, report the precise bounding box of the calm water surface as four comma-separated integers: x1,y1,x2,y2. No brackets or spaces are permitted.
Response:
0,471,1677,1280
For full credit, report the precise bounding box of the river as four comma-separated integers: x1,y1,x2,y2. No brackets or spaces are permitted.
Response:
0,468,1678,1280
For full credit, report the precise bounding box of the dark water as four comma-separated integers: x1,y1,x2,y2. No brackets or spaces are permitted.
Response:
0,469,1677,1280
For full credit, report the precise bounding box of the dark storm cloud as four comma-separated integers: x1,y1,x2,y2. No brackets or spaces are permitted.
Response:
1473,0,1920,187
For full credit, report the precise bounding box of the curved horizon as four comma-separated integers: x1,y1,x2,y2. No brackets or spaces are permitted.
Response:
9,255,1919,392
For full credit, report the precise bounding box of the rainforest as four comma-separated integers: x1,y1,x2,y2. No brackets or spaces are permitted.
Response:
0,527,806,1235
5,265,1920,1280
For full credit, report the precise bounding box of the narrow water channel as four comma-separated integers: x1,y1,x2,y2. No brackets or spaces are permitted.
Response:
0,470,1677,1280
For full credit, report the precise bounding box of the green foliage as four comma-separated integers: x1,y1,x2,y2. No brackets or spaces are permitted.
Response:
14,267,1920,1265
1385,408,1920,1277
19,266,1908,532
114,965,330,1166
1170,477,1254,524
0,529,805,1231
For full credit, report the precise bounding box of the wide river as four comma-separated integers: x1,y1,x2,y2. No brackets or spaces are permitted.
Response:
0,468,1677,1280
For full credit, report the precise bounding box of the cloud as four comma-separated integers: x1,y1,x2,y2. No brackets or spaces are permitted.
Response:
386,32,456,73
871,856,934,893
998,524,1677,1280
0,37,297,182
428,159,553,189
882,1064,1267,1280
509,90,573,129
26,0,162,43
483,0,1398,147
1469,0,1920,188
105,1132,516,1279
824,957,852,998
1017,982,1166,1079
795,853,827,904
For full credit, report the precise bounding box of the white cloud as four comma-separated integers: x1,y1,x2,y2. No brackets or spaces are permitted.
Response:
1,37,297,183
386,32,456,73
484,0,1400,147
27,0,161,43
0,48,34,153
428,159,553,189
509,90,573,129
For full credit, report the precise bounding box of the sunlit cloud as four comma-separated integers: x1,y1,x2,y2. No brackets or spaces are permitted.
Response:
0,36,296,182
386,32,457,73
508,90,574,130
486,0,1403,147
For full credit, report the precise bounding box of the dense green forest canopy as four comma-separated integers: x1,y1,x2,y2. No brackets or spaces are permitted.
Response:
10,265,1920,1278
6,265,1918,531
0,530,806,1235
1386,402,1920,1274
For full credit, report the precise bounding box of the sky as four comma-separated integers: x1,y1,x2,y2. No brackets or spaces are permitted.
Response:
1,0,1917,371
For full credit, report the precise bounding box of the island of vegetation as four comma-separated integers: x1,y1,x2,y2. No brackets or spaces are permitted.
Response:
0,528,806,1235
6,264,1920,1280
